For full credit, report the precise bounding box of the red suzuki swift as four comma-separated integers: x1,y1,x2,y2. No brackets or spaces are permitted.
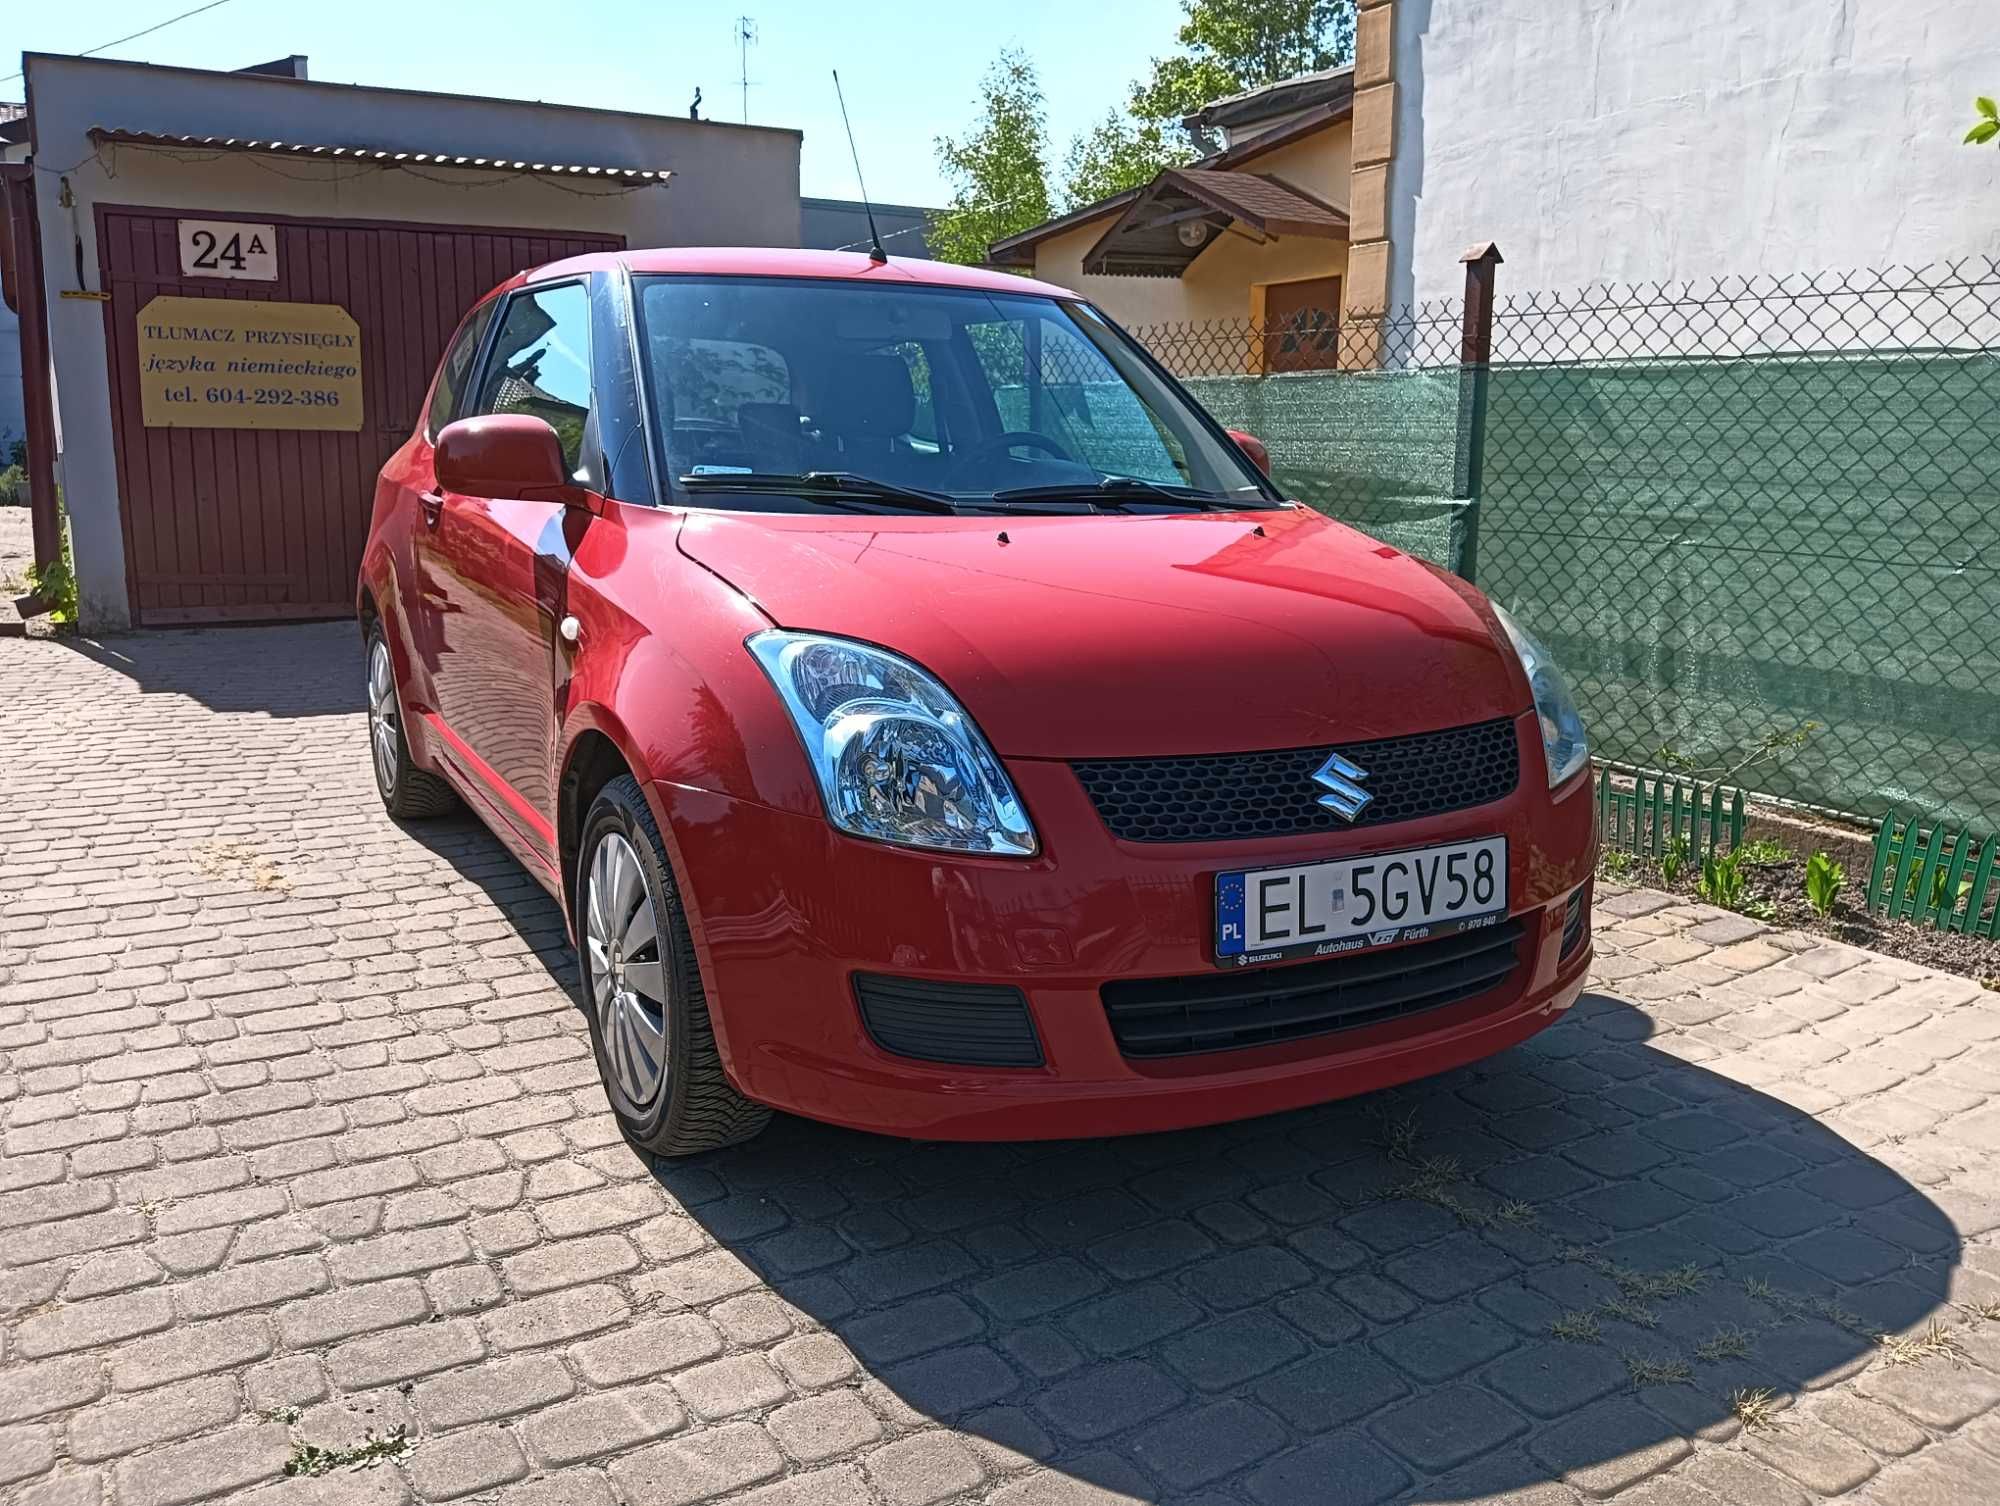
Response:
358,248,1594,1156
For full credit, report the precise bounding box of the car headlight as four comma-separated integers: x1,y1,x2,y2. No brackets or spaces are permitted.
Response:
1491,604,1590,787
748,631,1038,856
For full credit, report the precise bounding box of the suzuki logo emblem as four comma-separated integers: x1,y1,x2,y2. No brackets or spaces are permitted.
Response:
1312,752,1373,821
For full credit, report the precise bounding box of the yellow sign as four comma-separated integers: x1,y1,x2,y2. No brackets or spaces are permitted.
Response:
137,295,363,431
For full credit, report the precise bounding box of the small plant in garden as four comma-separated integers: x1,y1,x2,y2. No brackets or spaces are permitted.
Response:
1698,849,1744,908
1734,837,1789,867
1598,848,1637,880
1804,850,1844,917
1659,835,1691,886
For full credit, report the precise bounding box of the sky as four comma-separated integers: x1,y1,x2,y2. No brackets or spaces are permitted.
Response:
2,0,1192,206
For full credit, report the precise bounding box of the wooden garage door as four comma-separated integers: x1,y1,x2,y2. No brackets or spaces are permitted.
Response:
97,206,622,624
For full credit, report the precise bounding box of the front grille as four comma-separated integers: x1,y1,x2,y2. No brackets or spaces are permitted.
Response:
854,974,1044,1068
1072,718,1520,843
1101,920,1525,1058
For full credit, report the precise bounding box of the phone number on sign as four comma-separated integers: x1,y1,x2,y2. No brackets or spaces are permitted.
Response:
201,387,345,407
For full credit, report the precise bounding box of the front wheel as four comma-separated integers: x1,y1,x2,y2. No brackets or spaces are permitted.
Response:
578,775,770,1156
365,628,456,819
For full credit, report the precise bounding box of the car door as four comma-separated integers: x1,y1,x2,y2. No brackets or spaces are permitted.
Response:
402,297,497,713
420,278,597,852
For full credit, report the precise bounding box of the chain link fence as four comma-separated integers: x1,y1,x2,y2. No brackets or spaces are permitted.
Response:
1133,263,2000,831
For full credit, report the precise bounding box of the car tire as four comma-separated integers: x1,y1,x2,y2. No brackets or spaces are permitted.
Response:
578,774,771,1157
366,627,457,819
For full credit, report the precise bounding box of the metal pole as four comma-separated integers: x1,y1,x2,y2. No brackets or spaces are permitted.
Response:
1453,241,1502,583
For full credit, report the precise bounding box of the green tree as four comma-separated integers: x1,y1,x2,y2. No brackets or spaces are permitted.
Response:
1061,0,1357,209
1061,110,1185,207
1132,0,1356,125
930,49,1053,265
1968,95,1999,144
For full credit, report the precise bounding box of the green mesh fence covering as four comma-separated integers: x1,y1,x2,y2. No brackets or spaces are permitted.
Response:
1139,273,2000,829
1477,352,2000,827
1183,370,1470,571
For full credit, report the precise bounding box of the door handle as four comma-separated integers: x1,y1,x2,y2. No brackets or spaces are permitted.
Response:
420,489,444,529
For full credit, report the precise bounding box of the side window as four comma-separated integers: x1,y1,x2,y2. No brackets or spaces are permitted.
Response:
425,301,495,440
476,282,594,475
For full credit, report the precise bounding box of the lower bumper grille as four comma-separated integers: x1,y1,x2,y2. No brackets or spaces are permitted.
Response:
1561,886,1588,958
854,973,1044,1068
1101,920,1526,1059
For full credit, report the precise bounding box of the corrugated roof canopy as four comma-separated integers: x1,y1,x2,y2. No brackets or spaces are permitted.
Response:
1081,168,1348,279
88,127,668,183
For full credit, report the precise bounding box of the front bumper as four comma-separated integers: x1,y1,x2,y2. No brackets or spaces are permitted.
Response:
649,712,1595,1140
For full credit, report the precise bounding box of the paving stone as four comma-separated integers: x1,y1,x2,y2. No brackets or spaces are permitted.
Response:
1371,1303,1517,1382
1244,1433,1411,1506
1030,1359,1181,1441
1369,1382,1526,1472
607,1422,783,1506
1524,1395,1692,1497
1742,1417,1881,1495
864,1431,987,1506
404,1425,529,1500
1127,1399,1289,1490
1161,1310,1307,1391
1254,1346,1410,1433
767,1391,883,1463
670,1354,790,1420
413,1351,573,1428
519,1384,686,1466
68,1374,242,1462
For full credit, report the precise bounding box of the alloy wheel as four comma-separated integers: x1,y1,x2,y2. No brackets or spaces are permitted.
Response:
367,640,401,794
586,831,670,1110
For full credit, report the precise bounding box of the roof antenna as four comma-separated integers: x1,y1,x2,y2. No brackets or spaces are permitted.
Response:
832,69,888,263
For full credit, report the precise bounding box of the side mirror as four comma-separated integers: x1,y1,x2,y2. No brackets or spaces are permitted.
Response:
1226,428,1271,476
435,415,600,511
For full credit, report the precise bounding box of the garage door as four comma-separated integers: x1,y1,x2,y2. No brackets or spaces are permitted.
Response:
97,206,622,624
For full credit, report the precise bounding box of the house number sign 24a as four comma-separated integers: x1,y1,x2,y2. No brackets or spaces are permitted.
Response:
177,220,278,282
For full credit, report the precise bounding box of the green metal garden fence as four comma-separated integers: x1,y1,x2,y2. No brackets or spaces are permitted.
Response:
1133,262,2000,832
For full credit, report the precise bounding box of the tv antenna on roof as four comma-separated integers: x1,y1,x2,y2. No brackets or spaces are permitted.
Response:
832,69,888,263
736,16,758,123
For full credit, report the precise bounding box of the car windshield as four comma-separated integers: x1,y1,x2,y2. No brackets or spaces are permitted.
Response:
632,275,1274,512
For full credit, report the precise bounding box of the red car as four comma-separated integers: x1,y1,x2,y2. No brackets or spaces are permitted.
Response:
358,248,1594,1156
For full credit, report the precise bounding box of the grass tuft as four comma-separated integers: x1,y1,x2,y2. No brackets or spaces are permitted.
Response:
1551,1310,1602,1344
1598,1295,1660,1330
283,1427,414,1477
1622,1350,1692,1387
1877,1319,1968,1368
1729,1386,1782,1432
1695,1326,1754,1363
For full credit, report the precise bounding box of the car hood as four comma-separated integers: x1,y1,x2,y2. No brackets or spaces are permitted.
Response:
676,504,1527,758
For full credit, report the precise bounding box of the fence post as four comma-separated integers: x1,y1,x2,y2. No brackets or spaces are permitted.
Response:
1453,241,1503,582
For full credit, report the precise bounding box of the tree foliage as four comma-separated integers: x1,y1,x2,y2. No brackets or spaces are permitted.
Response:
1969,95,1999,145
929,49,1054,265
1062,0,1357,210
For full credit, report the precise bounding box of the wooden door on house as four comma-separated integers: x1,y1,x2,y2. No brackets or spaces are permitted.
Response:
1260,275,1342,374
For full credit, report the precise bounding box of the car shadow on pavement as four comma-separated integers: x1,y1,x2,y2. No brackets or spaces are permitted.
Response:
52,621,366,715
646,992,1962,1503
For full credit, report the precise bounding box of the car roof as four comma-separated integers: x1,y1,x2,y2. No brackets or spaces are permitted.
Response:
498,246,1079,301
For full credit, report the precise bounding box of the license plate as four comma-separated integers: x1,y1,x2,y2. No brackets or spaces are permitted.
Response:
1215,836,1508,966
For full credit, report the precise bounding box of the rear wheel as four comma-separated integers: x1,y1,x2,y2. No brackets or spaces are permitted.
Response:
366,629,456,819
579,775,770,1156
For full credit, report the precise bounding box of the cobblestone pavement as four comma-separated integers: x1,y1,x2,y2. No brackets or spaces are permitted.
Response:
4,623,2000,1506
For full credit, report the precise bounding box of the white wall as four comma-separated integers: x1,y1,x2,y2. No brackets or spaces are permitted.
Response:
1389,0,2000,313
25,53,802,628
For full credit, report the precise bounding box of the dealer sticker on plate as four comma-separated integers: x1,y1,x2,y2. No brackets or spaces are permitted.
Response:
1215,835,1507,967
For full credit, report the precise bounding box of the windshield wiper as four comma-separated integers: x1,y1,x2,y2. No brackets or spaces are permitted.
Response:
677,471,961,515
989,476,1269,511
